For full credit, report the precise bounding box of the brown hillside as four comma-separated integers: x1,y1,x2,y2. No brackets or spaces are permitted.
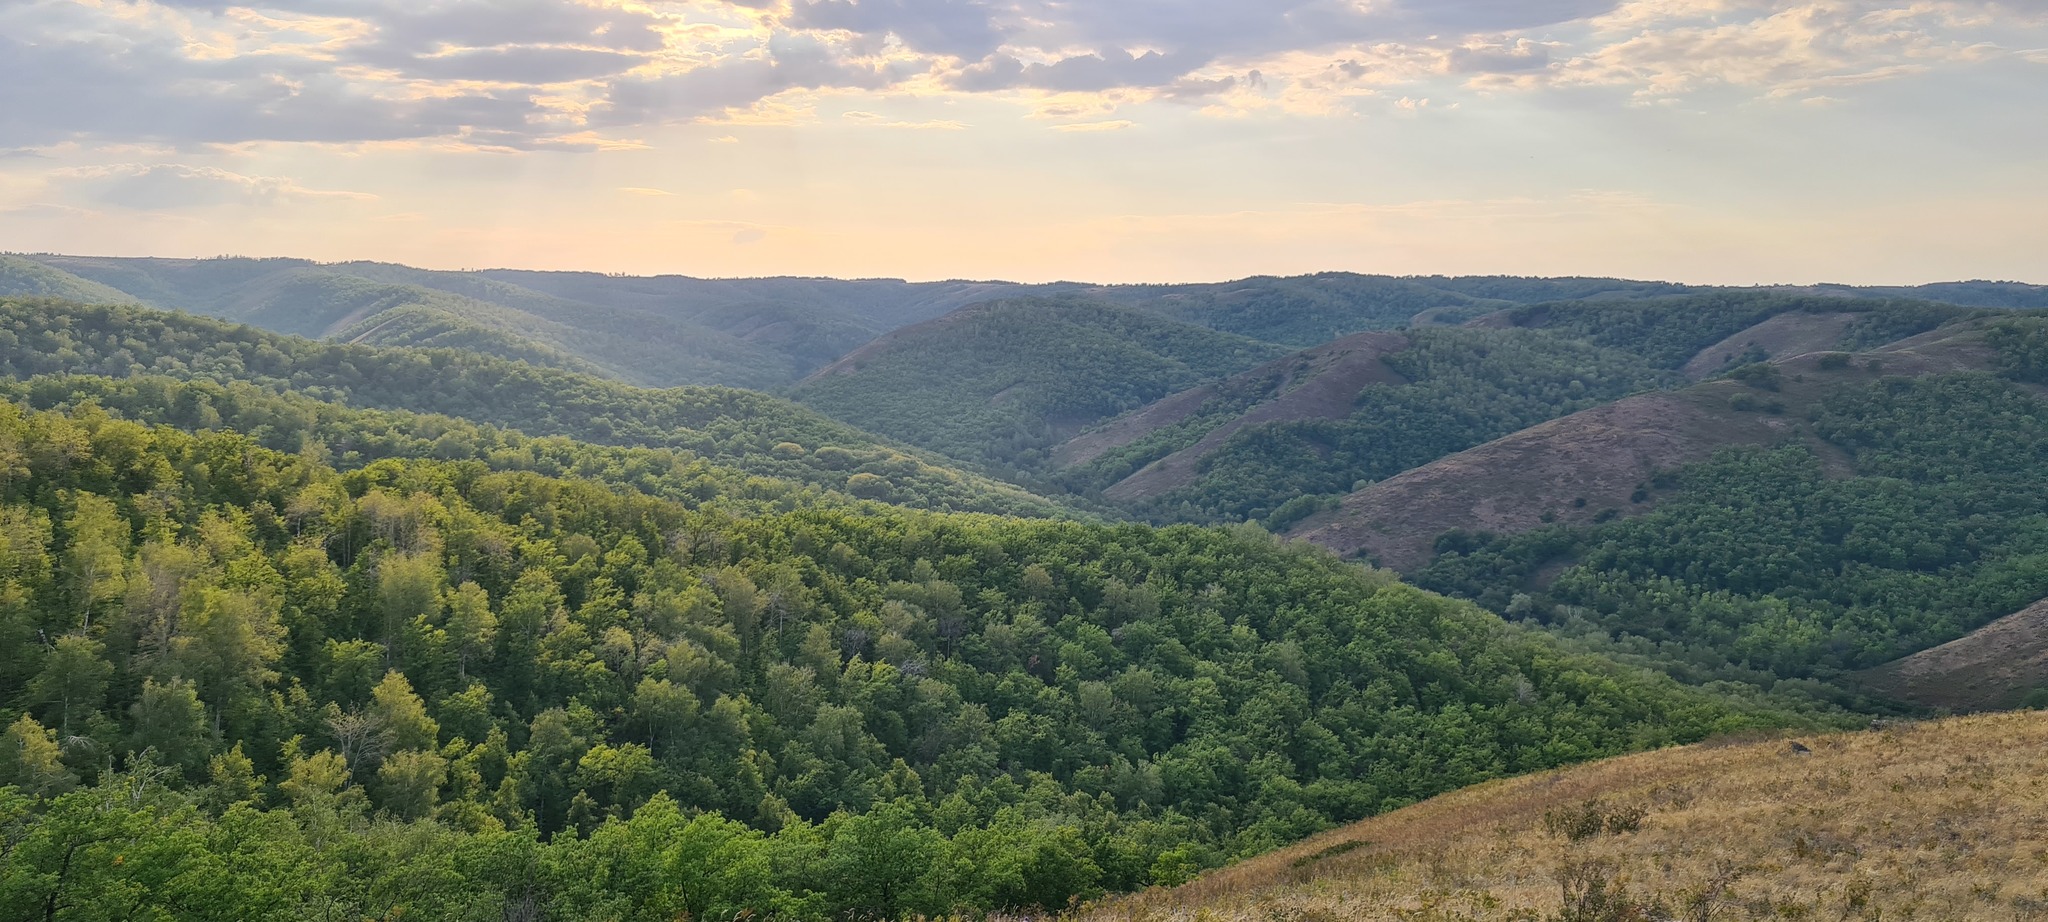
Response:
1092,332,1411,501
1858,599,2048,712
1680,311,1858,380
1078,712,2048,922
1055,331,1410,471
1052,384,1220,468
1287,324,2000,571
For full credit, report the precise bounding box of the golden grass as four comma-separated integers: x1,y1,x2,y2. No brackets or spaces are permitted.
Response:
1078,713,2048,921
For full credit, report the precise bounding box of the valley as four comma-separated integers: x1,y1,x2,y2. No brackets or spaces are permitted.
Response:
2,256,2047,919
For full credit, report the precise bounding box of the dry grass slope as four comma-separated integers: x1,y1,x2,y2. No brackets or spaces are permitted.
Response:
1102,332,1411,501
1679,312,1859,381
1078,711,2048,922
1859,599,2048,712
1287,322,2001,571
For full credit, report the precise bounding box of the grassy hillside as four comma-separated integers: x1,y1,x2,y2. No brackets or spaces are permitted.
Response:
1353,317,2048,707
1291,304,2001,571
789,297,1289,474
1064,327,1675,525
1083,711,2048,922
1856,599,2048,712
0,397,1791,918
0,297,1069,518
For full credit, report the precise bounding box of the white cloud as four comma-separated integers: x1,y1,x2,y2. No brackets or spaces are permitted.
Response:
843,111,970,129
1538,1,2033,99
0,0,2037,150
1050,119,1137,132
47,163,375,209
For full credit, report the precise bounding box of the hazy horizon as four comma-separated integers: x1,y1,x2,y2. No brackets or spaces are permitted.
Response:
13,249,2047,289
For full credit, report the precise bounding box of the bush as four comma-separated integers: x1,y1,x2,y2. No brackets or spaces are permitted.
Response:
1544,800,1648,842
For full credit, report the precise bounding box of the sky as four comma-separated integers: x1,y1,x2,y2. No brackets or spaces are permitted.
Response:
0,0,2043,285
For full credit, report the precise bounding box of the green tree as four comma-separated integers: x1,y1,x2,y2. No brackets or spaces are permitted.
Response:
25,633,112,738
0,715,75,797
369,670,440,752
62,491,128,630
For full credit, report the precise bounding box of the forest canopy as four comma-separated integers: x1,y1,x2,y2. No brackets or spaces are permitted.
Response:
0,391,1774,918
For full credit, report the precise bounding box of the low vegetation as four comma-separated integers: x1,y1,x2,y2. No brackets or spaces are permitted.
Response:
1081,711,2048,922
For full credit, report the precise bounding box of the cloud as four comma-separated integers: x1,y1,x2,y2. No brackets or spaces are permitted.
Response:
0,0,2035,151
598,33,922,126
1447,41,1555,74
48,163,376,210
0,35,546,148
789,0,1008,58
1050,120,1136,132
843,111,969,129
1542,1,2013,99
361,45,649,84
952,50,1200,92
619,187,674,196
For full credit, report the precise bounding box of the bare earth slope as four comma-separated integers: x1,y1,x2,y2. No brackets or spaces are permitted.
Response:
1680,311,1858,380
1289,323,2000,570
1090,331,1412,500
1858,598,2048,711
1082,711,2048,922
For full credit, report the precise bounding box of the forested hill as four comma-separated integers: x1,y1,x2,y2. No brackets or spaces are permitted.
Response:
1289,313,2048,712
0,394,1785,918
1058,326,1677,525
10,254,2041,395
0,255,136,304
788,298,1288,477
5,263,2048,919
0,297,1068,519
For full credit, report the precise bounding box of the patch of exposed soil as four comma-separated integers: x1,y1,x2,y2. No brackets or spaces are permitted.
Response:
1460,309,1521,330
1680,312,1858,380
1857,600,2048,712
1285,390,1790,570
1288,322,2004,572
1101,332,1411,501
1052,384,1219,467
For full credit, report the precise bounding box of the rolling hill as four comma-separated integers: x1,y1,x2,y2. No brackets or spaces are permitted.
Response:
788,297,1289,474
1311,314,2048,708
0,254,136,303
0,297,1071,518
1057,326,1675,524
7,259,2048,920
0,385,1796,918
1082,711,2048,922
1287,302,2000,571
15,255,796,387
1857,598,2048,712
